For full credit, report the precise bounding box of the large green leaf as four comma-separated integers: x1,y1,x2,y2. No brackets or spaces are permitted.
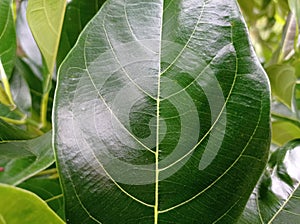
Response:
54,0,271,223
0,183,65,224
57,0,105,66
239,140,300,223
0,132,54,185
0,0,16,78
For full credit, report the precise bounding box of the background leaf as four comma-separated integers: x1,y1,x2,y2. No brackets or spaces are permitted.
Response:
26,0,66,75
54,0,270,223
0,183,65,224
18,177,65,220
239,140,300,223
57,0,105,66
0,119,31,140
267,64,296,108
0,132,54,185
0,0,16,78
272,121,300,146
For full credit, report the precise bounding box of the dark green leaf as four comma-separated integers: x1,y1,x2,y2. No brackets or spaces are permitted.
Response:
57,0,105,66
0,132,54,185
54,0,271,223
0,0,16,77
0,119,31,141
0,183,65,224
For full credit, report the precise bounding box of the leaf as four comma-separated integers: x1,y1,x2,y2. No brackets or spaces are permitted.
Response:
272,121,300,146
10,71,32,114
18,177,65,220
0,0,16,77
16,1,42,67
26,0,66,75
266,64,297,108
288,0,300,25
0,119,31,141
0,183,65,224
278,13,298,61
0,132,55,185
57,0,105,66
54,0,271,223
239,140,300,223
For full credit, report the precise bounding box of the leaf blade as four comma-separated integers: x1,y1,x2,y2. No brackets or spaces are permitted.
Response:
54,0,271,223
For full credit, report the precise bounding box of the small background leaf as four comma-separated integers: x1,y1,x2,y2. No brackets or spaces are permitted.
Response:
0,132,54,185
18,177,65,220
0,183,65,224
267,64,296,108
26,0,66,74
57,0,105,66
0,0,16,78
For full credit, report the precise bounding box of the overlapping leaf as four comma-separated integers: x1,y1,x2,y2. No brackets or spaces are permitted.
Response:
0,132,54,185
57,0,106,66
239,140,300,223
0,0,16,78
54,0,271,223
0,183,64,224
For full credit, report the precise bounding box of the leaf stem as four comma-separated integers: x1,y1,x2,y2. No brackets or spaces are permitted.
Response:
40,91,49,128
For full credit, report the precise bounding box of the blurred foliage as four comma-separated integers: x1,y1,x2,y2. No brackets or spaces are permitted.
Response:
238,0,300,222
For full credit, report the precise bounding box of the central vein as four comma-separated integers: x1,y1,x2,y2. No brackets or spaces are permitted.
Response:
155,2,164,223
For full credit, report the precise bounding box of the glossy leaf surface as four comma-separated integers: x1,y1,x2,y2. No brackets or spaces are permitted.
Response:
54,0,271,223
0,183,64,224
0,132,54,185
0,0,16,77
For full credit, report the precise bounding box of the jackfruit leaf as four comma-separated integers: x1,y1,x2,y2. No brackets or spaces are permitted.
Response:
54,0,271,223
57,0,106,66
267,64,296,108
0,0,16,78
0,183,65,224
26,0,66,92
0,132,54,185
272,121,300,146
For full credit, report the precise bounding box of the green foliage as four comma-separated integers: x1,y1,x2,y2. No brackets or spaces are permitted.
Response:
0,0,299,223
53,0,270,223
0,183,64,224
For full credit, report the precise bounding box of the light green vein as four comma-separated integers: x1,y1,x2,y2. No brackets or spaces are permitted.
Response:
268,182,300,223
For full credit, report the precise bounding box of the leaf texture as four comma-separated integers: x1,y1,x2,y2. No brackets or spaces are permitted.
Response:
53,0,271,223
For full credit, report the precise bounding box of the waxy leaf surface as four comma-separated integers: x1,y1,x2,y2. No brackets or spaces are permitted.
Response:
54,0,271,223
